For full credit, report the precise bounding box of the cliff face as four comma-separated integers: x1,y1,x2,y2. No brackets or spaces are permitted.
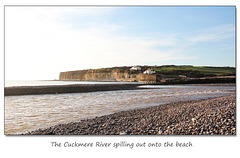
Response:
59,70,156,82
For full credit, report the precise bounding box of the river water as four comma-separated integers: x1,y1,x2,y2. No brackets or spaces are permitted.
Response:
4,83,235,135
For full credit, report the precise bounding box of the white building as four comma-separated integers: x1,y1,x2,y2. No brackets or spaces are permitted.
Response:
130,66,141,71
143,69,155,74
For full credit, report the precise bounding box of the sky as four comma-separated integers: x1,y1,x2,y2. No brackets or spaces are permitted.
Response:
5,6,235,80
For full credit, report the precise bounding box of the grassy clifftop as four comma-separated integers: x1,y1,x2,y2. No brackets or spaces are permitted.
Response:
93,65,235,78
59,65,235,83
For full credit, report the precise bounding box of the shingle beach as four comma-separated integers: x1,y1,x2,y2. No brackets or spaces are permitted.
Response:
25,94,236,135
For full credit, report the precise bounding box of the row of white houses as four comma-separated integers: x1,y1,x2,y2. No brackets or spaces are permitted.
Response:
130,66,156,75
143,69,156,74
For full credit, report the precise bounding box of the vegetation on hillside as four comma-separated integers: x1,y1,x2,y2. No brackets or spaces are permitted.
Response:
93,65,235,78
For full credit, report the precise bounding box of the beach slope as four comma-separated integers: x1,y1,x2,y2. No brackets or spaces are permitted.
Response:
24,95,236,135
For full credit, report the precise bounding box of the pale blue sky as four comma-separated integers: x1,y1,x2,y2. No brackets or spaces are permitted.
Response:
5,6,235,80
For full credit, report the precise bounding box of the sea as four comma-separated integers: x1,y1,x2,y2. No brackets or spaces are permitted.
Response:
4,80,236,135
5,80,140,87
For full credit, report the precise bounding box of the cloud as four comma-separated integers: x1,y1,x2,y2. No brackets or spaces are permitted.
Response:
188,24,234,43
5,7,196,80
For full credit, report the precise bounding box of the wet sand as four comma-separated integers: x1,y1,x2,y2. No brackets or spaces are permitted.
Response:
24,94,236,135
4,84,143,96
5,83,235,96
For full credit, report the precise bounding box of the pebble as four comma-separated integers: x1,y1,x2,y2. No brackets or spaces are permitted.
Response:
24,95,236,135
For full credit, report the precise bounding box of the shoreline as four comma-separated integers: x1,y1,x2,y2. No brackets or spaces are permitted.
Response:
23,94,236,135
4,84,144,96
4,83,235,96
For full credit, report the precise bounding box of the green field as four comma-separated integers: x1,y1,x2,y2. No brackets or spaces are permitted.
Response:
153,66,235,76
91,65,235,78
